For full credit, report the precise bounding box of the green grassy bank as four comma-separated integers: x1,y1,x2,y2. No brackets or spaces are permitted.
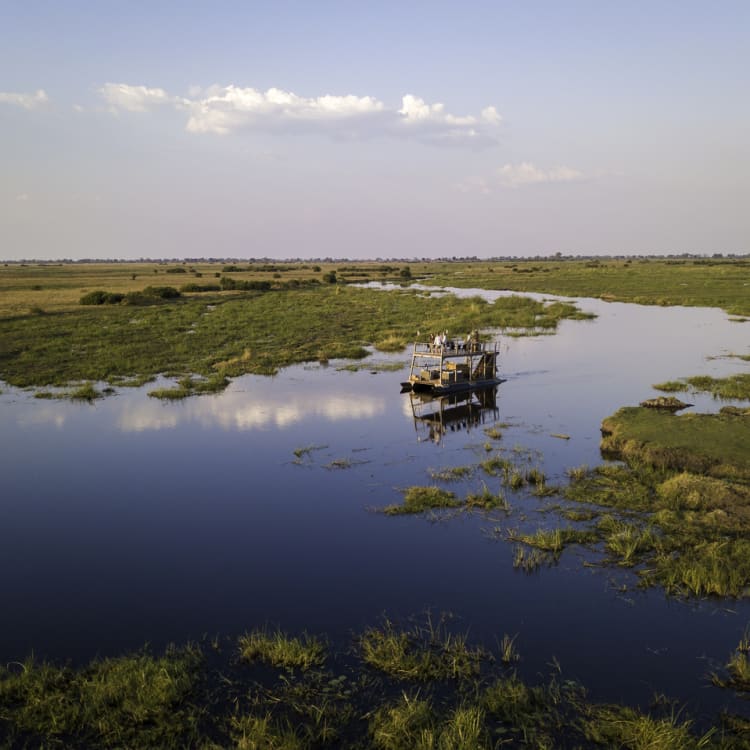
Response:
425,257,750,317
0,277,587,390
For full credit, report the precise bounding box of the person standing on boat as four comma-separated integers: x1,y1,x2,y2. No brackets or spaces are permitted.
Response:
441,331,447,349
433,332,442,350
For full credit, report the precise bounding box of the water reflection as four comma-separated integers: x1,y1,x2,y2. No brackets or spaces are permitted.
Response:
408,388,499,444
117,383,387,433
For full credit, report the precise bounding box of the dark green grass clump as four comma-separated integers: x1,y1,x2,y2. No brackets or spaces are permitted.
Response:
239,628,326,670
383,486,462,515
148,374,229,400
360,618,488,681
0,645,202,748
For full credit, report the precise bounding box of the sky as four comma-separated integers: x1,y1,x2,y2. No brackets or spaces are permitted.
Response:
1,1,748,260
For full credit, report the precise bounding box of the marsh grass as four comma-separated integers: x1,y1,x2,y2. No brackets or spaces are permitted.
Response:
507,527,598,553
0,621,740,748
428,465,473,481
498,634,519,664
360,618,488,681
238,628,326,671
426,257,750,317
0,266,590,390
579,703,715,750
0,645,202,748
513,545,554,573
483,425,503,440
597,516,657,566
383,486,462,515
655,374,750,400
231,713,306,750
148,374,229,400
466,483,510,511
369,694,491,750
374,333,408,352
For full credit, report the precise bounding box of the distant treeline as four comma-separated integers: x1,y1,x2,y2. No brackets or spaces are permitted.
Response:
80,287,181,306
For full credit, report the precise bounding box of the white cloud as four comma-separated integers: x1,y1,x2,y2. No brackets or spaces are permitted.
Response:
0,89,48,109
457,162,587,194
185,85,386,135
98,82,501,145
98,82,186,113
15,193,30,201
497,162,585,187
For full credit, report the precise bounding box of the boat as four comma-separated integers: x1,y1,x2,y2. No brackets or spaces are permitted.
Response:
400,337,503,395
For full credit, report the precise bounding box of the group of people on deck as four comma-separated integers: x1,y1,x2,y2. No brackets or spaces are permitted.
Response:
428,329,481,352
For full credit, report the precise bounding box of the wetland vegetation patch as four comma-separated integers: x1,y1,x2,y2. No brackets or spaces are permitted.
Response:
1,618,747,748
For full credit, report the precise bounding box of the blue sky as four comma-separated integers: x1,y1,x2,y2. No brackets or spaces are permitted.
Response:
2,1,748,259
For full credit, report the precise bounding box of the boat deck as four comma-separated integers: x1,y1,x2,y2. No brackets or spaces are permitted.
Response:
401,340,502,395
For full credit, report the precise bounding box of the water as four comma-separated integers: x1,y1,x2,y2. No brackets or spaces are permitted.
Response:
1,292,748,722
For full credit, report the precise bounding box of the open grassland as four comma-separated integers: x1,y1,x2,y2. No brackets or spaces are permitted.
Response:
423,257,750,316
0,619,744,749
0,264,587,389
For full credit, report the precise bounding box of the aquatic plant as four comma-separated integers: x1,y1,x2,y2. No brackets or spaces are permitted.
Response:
231,713,306,750
0,645,202,748
360,618,487,681
428,465,473,481
383,486,462,515
579,703,715,750
512,545,553,573
507,527,598,553
238,628,326,671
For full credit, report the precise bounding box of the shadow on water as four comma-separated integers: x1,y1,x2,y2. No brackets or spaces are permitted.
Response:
408,387,499,445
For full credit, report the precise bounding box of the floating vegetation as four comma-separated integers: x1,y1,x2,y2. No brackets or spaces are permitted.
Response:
148,374,228,400
654,374,750,400
465,482,510,511
324,457,369,470
383,486,462,516
292,444,328,461
550,432,571,440
507,526,598,553
513,545,555,573
238,628,326,670
483,425,504,440
428,465,473,481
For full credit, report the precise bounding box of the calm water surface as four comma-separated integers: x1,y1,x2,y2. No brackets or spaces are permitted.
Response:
1,292,748,722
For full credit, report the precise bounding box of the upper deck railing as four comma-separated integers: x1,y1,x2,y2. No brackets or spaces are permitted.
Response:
412,340,497,356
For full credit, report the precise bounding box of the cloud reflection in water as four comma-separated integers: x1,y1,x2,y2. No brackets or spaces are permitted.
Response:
118,388,385,433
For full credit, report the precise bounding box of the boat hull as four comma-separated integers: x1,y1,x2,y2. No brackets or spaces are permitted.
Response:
406,377,504,395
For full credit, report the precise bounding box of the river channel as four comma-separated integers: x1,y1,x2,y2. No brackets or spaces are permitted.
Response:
1,288,748,724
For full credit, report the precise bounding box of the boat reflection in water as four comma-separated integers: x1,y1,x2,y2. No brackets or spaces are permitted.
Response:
408,387,499,444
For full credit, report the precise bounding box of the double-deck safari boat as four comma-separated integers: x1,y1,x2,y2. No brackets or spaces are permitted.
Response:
401,337,503,395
